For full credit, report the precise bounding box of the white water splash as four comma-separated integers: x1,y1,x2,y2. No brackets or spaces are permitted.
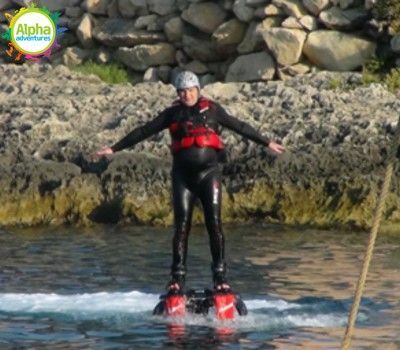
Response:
0,291,348,329
0,291,159,314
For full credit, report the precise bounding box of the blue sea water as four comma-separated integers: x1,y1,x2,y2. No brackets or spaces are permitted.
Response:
0,224,399,349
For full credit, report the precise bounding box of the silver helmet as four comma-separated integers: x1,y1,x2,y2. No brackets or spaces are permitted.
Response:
174,71,200,90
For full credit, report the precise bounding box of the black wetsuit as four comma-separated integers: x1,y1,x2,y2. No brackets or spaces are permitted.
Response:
111,97,270,286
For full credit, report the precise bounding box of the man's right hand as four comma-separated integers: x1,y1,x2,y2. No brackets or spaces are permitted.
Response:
95,146,114,157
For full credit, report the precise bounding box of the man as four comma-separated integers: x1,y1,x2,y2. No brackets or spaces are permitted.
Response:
96,71,284,293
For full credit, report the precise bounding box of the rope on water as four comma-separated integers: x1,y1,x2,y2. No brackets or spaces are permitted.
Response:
341,113,400,350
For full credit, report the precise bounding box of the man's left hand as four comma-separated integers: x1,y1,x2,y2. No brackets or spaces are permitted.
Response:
268,141,285,154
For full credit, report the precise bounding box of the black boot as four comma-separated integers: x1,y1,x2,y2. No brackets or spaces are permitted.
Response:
166,271,185,294
212,263,231,292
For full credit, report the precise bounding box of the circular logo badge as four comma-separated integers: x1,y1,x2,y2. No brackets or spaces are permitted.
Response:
10,8,56,55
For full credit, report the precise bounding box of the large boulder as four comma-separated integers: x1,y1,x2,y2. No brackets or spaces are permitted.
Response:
93,19,166,47
319,7,368,30
262,28,307,66
181,2,227,34
303,30,376,71
225,51,275,82
116,43,176,71
212,19,247,54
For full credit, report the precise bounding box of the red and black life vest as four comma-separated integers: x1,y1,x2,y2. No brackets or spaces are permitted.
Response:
169,98,224,153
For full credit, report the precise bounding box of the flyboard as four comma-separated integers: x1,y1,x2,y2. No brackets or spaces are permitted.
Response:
153,288,248,320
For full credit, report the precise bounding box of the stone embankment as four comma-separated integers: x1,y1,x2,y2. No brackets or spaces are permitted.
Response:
1,63,400,230
0,0,394,84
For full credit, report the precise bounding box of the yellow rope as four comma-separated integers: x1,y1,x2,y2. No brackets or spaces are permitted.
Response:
341,114,400,350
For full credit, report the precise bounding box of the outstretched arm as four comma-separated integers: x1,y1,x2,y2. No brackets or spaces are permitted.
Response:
214,103,284,154
96,110,169,156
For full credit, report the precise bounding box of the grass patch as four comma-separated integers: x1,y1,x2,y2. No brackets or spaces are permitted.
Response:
384,68,400,92
361,56,384,85
72,61,131,84
328,75,345,90
361,56,400,93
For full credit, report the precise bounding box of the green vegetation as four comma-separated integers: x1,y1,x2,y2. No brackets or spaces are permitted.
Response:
328,75,346,90
361,56,400,93
71,61,131,84
384,68,400,92
361,56,385,85
372,0,400,33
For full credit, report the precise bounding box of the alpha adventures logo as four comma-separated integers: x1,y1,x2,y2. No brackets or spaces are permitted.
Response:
1,3,67,62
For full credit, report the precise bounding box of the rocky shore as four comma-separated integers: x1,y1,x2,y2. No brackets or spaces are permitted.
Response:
1,63,400,230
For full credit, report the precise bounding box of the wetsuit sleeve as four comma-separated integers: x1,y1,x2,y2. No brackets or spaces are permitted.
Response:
213,103,270,146
111,109,170,152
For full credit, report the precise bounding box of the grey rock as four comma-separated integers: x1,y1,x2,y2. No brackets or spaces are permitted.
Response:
143,67,159,81
245,0,269,7
319,6,368,30
255,4,286,17
391,35,400,53
212,19,247,55
182,33,219,62
107,0,120,17
37,0,81,11
148,0,177,15
237,21,264,54
134,15,159,30
225,51,275,81
0,0,12,10
262,28,306,66
117,0,139,18
116,43,176,71
93,19,166,47
181,2,227,34
272,0,308,18
95,47,112,64
164,17,184,42
200,73,217,86
157,65,172,83
233,0,255,22
65,6,84,18
184,60,209,74
302,0,330,15
62,46,92,66
303,30,376,71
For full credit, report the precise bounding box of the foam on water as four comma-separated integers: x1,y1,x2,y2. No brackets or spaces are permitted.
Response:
0,290,352,330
